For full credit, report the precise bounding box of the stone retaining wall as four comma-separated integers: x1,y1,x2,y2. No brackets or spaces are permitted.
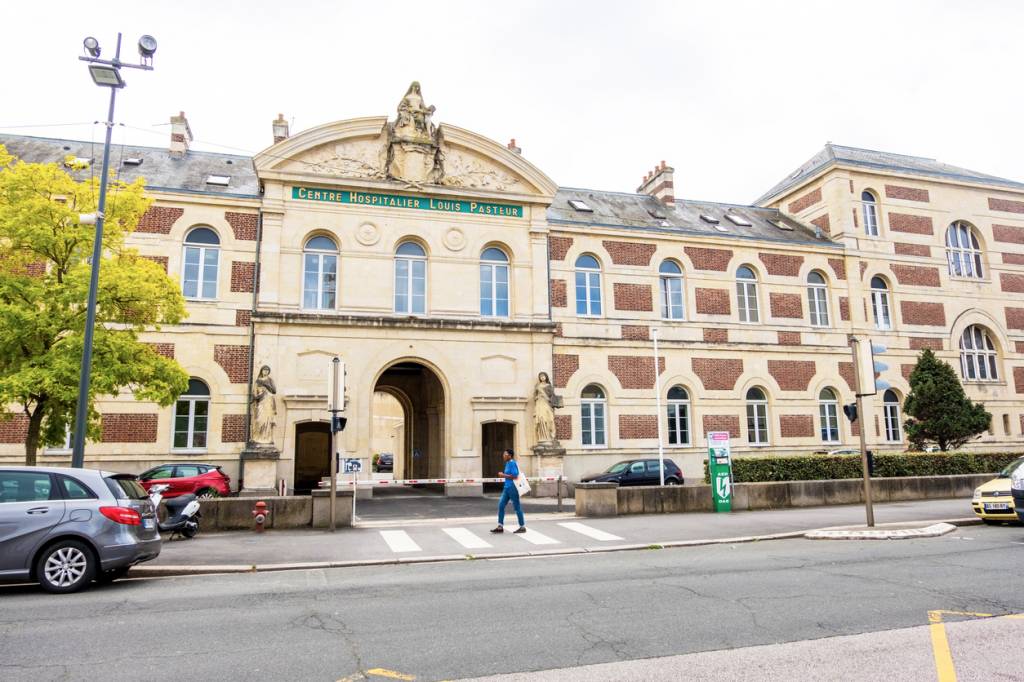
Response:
196,489,354,531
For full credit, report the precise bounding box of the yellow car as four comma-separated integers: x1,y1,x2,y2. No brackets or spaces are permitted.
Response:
972,456,1024,524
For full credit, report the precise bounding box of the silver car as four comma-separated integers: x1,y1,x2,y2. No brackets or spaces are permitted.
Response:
0,466,161,593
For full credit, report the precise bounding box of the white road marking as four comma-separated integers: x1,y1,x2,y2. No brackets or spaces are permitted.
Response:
514,528,560,545
558,521,623,542
442,527,492,549
379,530,421,553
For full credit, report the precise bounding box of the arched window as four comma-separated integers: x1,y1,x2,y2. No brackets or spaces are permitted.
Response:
946,221,983,279
173,378,210,450
182,227,220,300
659,260,685,320
746,387,769,445
581,384,607,447
883,389,902,442
480,247,510,317
666,385,690,446
302,235,338,310
862,190,879,237
807,271,830,327
960,325,999,381
736,266,759,323
395,241,426,314
575,254,602,317
870,276,892,330
818,387,840,443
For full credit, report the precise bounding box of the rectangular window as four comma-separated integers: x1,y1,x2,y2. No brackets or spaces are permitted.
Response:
746,404,768,444
884,404,901,442
660,277,684,320
808,288,830,327
864,204,879,237
819,403,839,442
737,283,758,323
872,292,891,330
581,402,606,446
395,259,409,312
667,403,689,445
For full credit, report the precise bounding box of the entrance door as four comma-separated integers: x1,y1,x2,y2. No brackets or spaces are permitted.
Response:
294,422,331,494
482,422,514,493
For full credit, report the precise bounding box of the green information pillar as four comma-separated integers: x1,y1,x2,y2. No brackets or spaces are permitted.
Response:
707,431,733,512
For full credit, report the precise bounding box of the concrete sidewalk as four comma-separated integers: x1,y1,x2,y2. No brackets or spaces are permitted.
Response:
137,497,986,576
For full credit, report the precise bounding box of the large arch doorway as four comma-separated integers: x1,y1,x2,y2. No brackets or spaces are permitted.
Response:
373,361,446,485
482,422,515,493
294,421,331,494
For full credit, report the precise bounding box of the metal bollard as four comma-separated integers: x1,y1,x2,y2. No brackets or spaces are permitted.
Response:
557,475,563,512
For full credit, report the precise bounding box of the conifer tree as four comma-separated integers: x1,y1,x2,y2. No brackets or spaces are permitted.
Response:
903,349,991,451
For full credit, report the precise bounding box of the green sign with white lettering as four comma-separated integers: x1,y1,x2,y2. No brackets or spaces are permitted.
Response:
292,186,523,218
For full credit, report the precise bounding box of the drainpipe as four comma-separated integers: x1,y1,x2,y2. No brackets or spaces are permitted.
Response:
240,208,264,491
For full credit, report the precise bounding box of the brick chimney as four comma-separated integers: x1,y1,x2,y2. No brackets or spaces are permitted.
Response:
169,111,192,158
273,113,289,144
636,160,675,207
507,138,521,154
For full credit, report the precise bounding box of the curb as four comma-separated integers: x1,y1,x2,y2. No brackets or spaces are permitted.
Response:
130,516,983,579
805,522,958,540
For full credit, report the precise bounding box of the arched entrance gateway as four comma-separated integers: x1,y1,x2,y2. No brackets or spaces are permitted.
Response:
372,361,447,485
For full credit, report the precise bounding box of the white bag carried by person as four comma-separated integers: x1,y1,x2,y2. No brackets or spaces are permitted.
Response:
514,473,531,496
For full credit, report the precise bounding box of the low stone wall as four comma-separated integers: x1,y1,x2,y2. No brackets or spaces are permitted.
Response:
575,474,991,518
197,490,355,531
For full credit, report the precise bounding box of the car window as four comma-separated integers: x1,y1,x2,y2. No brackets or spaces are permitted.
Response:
176,465,201,478
0,471,54,503
147,466,175,479
646,461,661,474
999,457,1024,478
629,462,645,474
58,475,96,500
605,462,629,474
104,476,150,501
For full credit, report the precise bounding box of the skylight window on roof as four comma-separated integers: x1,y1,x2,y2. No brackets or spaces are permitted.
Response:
770,219,794,231
64,157,92,168
725,213,752,226
123,157,144,166
647,207,666,220
700,214,719,224
568,199,593,212
713,224,729,233
206,175,231,187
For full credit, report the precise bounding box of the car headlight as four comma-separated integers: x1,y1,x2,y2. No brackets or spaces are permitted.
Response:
972,488,982,501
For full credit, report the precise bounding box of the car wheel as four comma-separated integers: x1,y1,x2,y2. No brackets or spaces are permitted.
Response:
36,540,96,594
665,478,680,486
97,566,130,584
196,488,220,500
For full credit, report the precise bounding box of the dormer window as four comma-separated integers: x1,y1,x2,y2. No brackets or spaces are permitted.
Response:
568,199,593,212
725,213,752,226
206,175,231,187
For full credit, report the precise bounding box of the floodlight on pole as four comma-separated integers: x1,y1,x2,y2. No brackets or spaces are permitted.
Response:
83,37,100,58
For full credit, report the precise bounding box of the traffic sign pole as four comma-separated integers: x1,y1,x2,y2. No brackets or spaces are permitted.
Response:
329,357,339,532
848,336,875,527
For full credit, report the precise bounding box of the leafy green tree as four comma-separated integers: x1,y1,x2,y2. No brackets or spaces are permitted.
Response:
0,145,189,465
903,349,991,451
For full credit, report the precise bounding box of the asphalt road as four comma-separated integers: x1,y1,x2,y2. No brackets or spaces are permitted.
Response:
2,524,1022,681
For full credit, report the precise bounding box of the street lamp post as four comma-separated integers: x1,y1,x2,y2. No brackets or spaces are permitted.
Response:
70,33,157,468
652,327,665,486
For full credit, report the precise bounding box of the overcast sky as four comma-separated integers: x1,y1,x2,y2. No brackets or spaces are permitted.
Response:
4,0,1023,204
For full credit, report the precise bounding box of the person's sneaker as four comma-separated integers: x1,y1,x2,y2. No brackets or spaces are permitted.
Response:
490,526,504,533
514,527,527,534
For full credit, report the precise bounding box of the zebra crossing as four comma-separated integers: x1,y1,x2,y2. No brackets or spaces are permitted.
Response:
375,522,624,554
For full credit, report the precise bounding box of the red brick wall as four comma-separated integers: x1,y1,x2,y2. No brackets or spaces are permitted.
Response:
231,262,256,293
828,258,846,280
993,224,1024,244
703,414,740,439
550,279,567,308
100,414,158,443
787,187,822,213
685,246,732,271
909,337,943,351
549,236,573,260
621,325,649,341
901,364,915,381
891,264,940,287
779,415,814,438
1003,253,1024,265
704,328,728,343
769,293,803,319
1001,273,1024,293
778,331,801,346
767,360,816,391
695,288,731,315
136,206,184,234
555,414,572,441
141,255,169,272
1015,367,1024,394
811,214,831,234
618,415,658,439
214,344,250,383
900,301,946,326
989,198,1024,214
839,297,850,321
602,241,657,266
608,356,665,390
758,253,804,277
235,309,251,327
221,414,247,443
691,358,743,390
0,414,29,443
225,212,258,240
885,185,930,202
146,342,175,359
613,283,653,312
888,213,933,235
838,362,856,391
894,242,931,257
1007,308,1024,330
553,354,579,388
1016,341,1024,354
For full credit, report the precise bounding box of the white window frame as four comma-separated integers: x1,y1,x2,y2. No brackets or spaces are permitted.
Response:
818,389,840,443
807,272,830,327
959,325,999,382
172,383,210,451
736,267,759,323
575,255,603,318
883,390,902,442
666,387,690,446
181,229,220,301
870,278,892,331
862,191,879,237
44,425,73,454
746,388,769,445
946,221,984,280
659,261,685,320
480,248,510,318
302,237,338,311
394,242,427,315
580,386,607,448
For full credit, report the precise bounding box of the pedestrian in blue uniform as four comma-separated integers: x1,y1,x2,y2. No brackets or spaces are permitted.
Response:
491,449,526,533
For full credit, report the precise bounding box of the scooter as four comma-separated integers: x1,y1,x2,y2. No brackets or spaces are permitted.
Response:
148,484,201,539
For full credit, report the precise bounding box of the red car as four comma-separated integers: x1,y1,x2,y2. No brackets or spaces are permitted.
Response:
138,463,231,498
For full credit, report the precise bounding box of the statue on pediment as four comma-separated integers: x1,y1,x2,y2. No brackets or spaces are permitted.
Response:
394,81,436,143
386,81,442,186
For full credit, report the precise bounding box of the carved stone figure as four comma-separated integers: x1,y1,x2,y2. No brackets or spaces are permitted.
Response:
250,365,277,445
386,82,442,186
533,371,562,444
394,81,436,143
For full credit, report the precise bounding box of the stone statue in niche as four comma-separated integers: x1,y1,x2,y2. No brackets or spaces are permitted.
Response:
249,365,277,445
386,81,443,186
533,371,563,444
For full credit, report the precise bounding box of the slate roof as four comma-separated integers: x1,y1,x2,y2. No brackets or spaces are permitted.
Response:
0,134,259,198
756,143,1024,205
548,188,836,248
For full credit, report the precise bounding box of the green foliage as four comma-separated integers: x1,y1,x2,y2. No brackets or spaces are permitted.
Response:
0,144,189,463
702,451,1020,483
903,349,992,451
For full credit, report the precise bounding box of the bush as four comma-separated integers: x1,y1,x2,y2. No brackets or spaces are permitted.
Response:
702,451,1021,483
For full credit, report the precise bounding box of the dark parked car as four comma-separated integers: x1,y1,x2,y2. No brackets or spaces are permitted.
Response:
138,463,231,498
0,466,161,593
581,459,684,486
375,453,394,473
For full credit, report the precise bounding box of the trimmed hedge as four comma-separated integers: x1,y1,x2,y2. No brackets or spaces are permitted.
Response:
703,452,1022,483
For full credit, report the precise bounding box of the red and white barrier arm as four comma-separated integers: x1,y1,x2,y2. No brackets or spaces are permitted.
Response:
319,476,563,487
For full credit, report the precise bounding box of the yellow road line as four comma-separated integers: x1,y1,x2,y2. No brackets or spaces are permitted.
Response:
366,669,416,681
928,611,957,682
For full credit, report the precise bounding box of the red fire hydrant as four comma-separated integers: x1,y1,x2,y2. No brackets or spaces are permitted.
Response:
252,500,269,533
